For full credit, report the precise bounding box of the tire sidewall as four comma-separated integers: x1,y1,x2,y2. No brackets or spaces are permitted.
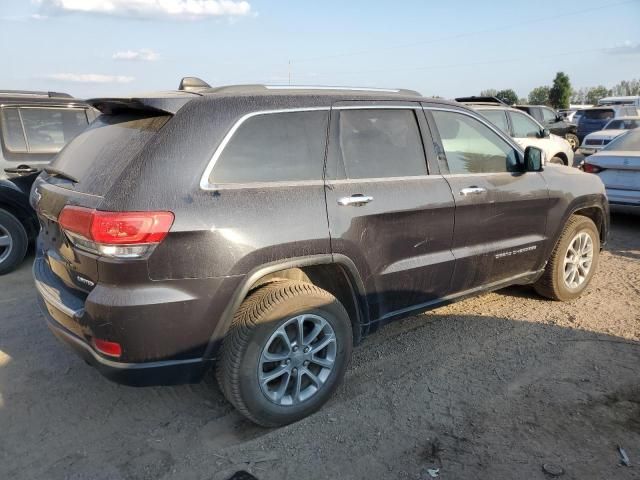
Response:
237,295,352,425
552,218,600,300
0,209,28,275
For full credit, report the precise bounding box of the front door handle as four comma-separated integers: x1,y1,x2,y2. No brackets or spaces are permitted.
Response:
5,166,40,175
459,186,487,196
338,194,373,207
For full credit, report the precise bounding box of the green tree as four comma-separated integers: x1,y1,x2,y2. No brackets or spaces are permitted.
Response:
480,88,498,97
495,89,518,105
548,72,572,109
611,79,640,96
528,86,550,105
586,86,610,105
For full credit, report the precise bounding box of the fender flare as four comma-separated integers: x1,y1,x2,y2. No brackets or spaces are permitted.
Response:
202,253,369,359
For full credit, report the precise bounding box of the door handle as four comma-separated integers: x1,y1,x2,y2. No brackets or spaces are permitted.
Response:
338,194,373,206
4,166,40,175
459,186,487,196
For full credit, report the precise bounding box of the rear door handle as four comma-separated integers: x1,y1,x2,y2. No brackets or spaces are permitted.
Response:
5,166,40,175
338,194,373,206
459,186,487,196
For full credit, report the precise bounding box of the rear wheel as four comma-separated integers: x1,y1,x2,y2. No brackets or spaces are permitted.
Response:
534,215,599,301
0,209,28,275
216,280,353,427
565,133,579,151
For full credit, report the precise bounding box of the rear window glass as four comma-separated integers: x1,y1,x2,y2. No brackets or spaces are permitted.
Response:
0,107,88,154
605,129,640,151
584,109,615,120
338,109,427,179
606,119,640,130
51,113,169,194
478,109,509,134
211,110,328,184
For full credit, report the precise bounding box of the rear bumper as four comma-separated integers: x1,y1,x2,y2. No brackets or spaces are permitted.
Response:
33,255,214,386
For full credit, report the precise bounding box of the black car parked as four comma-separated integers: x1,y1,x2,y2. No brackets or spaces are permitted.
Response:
32,79,609,426
0,90,96,273
514,105,579,150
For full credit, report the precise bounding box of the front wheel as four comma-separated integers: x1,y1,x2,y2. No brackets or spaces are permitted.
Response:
550,156,567,166
534,215,600,301
0,208,28,275
216,280,353,427
565,133,579,151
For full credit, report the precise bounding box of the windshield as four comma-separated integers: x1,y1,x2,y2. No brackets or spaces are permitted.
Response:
603,129,640,151
605,119,640,130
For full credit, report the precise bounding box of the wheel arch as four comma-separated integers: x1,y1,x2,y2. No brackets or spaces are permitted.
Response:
203,254,370,360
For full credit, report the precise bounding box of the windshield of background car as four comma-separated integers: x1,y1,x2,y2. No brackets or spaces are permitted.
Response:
584,109,615,121
605,119,640,130
603,129,640,151
0,106,89,154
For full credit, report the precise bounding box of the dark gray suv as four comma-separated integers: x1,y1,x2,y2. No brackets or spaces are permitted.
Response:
32,80,609,426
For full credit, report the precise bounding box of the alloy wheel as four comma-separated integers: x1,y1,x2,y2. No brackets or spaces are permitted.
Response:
0,224,13,264
563,231,594,289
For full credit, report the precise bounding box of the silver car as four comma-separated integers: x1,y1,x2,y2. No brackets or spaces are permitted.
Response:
583,128,640,213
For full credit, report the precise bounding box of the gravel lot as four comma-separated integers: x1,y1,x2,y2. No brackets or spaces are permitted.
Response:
0,212,638,480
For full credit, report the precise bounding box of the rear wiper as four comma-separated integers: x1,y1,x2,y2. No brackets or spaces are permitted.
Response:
44,167,79,183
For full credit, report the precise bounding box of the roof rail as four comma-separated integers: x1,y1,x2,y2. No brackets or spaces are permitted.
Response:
455,96,510,106
0,90,73,99
178,77,211,91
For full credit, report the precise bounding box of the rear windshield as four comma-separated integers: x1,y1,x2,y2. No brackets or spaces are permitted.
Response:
0,106,89,155
606,119,640,130
604,129,640,151
50,113,169,194
583,109,615,120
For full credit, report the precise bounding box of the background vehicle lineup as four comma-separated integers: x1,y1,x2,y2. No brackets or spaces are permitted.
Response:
578,116,640,155
514,104,579,151
30,81,608,426
0,91,96,274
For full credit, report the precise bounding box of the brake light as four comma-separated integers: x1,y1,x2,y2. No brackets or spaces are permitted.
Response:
58,206,174,258
93,338,122,358
582,163,603,174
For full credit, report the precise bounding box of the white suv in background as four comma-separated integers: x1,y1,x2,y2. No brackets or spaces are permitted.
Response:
579,116,640,156
456,97,575,166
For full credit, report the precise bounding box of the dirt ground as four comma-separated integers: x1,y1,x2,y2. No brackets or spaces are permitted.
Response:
0,213,638,480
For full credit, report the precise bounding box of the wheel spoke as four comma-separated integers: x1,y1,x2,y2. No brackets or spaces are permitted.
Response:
260,365,289,385
273,328,292,354
273,371,292,402
311,334,335,354
304,319,326,345
0,235,10,247
295,315,305,347
262,350,289,363
293,371,303,402
310,354,333,369
302,368,322,388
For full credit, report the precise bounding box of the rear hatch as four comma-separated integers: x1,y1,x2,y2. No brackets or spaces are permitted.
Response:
32,94,194,292
578,108,615,138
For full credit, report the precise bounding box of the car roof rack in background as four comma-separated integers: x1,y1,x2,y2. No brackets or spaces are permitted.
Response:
455,96,510,106
0,90,73,99
178,77,212,91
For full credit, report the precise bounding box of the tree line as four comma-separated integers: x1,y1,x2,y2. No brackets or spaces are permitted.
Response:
479,74,640,109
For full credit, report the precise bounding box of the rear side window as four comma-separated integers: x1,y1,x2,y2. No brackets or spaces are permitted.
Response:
0,107,88,154
509,111,541,138
432,110,519,174
478,109,509,134
211,110,328,184
337,109,427,179
541,108,557,123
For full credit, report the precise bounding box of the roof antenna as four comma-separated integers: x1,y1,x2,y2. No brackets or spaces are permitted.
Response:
178,77,211,91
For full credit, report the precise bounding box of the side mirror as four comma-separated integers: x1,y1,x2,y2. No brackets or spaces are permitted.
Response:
539,128,551,138
524,146,544,172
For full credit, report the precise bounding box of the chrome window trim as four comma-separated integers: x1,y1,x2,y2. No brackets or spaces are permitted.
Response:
333,105,421,110
199,107,330,191
328,175,438,184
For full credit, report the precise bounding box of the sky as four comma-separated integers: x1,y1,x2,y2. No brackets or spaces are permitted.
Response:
0,0,639,99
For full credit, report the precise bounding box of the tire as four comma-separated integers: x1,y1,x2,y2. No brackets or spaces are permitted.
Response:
565,133,579,151
550,156,566,166
0,208,28,275
216,280,353,427
534,215,600,301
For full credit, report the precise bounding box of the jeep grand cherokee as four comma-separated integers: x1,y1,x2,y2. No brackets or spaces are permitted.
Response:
31,79,609,426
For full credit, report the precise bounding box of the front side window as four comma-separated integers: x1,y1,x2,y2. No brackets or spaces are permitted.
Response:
431,110,519,174
509,111,541,138
337,109,427,179
0,107,88,154
478,109,510,134
210,110,328,184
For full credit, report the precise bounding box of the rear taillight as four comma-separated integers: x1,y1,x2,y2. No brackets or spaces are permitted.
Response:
582,163,603,174
58,206,174,259
93,338,122,358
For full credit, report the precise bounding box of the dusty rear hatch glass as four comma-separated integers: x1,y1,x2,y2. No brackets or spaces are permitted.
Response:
34,112,171,291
